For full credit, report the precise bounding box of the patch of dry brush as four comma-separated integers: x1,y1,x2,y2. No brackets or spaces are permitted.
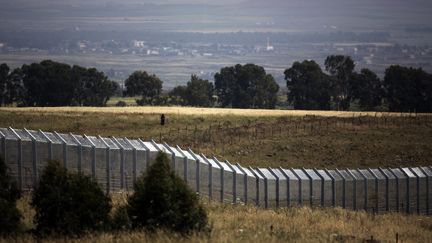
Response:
2,194,432,242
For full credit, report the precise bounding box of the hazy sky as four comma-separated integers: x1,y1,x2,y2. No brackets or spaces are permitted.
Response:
1,0,432,34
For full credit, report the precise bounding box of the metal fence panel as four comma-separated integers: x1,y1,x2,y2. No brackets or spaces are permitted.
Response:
401,167,417,213
327,170,343,208
239,166,257,205
204,157,222,201
369,169,386,213
178,149,197,191
410,167,427,214
192,153,210,196
270,168,288,208
391,168,408,213
315,169,333,207
217,160,234,203
420,167,432,215
227,162,245,204
1,127,431,214
257,168,276,208
304,169,322,207
292,169,311,206
280,169,299,206
379,168,397,212
250,168,265,207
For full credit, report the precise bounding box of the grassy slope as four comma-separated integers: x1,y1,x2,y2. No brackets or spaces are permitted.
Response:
1,107,431,169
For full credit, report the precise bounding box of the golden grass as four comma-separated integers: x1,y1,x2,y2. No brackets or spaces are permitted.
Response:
0,106,426,118
2,108,431,242
2,194,432,243
1,107,432,169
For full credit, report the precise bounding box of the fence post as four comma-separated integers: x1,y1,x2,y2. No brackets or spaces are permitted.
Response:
138,139,150,173
400,168,410,214
84,135,97,180
368,168,379,213
256,169,268,209
378,168,389,212
151,140,162,153
99,136,111,194
188,149,200,194
176,145,188,182
314,168,324,207
237,164,248,204
291,169,302,205
0,130,6,161
70,133,82,173
201,155,213,200
9,127,23,190
162,142,177,172
249,167,260,206
419,167,429,215
336,169,346,209
24,128,38,188
112,137,125,190
124,138,138,189
39,130,53,161
357,169,368,211
388,169,400,212
325,169,336,207
347,169,357,210
302,168,313,206
54,132,68,169
269,168,280,208
226,161,237,204
409,168,420,214
279,167,291,207
214,157,224,202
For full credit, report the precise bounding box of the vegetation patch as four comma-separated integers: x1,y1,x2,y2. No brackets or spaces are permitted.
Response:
0,156,22,236
127,152,209,234
31,161,112,236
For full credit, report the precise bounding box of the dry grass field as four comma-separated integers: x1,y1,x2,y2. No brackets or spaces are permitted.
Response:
1,193,431,243
0,106,420,117
1,107,432,242
1,106,431,169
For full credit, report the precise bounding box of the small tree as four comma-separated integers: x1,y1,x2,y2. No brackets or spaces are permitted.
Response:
0,156,21,235
31,161,111,236
127,152,208,234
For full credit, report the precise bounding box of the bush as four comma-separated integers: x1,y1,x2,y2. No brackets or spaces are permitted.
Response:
0,156,22,235
111,205,132,231
31,161,111,236
115,101,127,107
127,152,209,234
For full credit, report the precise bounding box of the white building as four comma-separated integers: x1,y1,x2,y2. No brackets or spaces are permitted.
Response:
133,40,145,48
266,37,274,51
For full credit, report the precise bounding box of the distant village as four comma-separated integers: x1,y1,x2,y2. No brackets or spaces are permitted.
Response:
1,37,431,82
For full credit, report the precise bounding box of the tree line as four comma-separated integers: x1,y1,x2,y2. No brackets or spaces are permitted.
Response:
123,63,279,109
1,56,431,112
285,56,432,112
124,57,432,112
0,60,119,107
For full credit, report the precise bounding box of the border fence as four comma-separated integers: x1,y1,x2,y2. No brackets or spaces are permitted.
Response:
1,127,431,215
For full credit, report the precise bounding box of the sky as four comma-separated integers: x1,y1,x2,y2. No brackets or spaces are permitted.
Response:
1,0,432,38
